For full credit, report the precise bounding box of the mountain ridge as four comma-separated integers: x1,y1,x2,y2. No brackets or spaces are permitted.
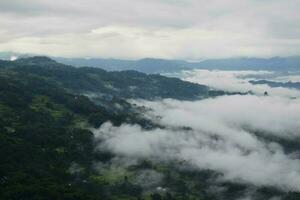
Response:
0,56,214,100
1,55,300,200
1,52,300,73
51,56,300,72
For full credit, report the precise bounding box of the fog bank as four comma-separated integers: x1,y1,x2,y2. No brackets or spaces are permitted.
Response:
93,95,300,192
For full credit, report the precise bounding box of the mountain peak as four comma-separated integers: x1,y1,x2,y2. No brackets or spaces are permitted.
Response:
15,56,58,65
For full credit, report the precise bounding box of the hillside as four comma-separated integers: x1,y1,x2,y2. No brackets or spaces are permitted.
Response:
1,53,300,73
0,57,212,100
1,57,300,200
0,67,161,199
55,56,300,73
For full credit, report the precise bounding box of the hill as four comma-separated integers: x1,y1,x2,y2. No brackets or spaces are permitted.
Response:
1,57,299,200
1,52,300,73
250,80,300,90
1,56,213,100
55,56,300,73
189,56,300,71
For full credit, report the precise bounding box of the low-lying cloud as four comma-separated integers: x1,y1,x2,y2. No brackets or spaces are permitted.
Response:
93,95,300,192
178,70,300,98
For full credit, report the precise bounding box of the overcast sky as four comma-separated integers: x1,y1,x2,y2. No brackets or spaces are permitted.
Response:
0,0,300,59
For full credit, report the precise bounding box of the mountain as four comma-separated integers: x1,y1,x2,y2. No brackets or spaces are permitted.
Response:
55,56,300,72
1,56,210,199
1,52,300,73
134,58,188,73
54,56,300,72
0,61,156,199
0,56,234,200
15,56,59,66
54,57,189,73
188,56,300,71
250,80,300,90
55,57,137,71
0,56,212,100
1,56,300,200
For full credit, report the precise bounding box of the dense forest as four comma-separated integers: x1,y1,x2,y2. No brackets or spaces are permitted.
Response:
0,57,299,200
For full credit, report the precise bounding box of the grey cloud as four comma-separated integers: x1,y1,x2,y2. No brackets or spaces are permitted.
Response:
0,0,300,59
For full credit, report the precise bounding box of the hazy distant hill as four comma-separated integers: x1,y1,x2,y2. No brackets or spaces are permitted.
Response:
250,80,300,90
1,52,300,73
189,57,300,71
54,57,189,73
53,56,300,72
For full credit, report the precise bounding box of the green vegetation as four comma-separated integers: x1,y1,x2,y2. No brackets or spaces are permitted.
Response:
2,56,211,100
0,57,299,200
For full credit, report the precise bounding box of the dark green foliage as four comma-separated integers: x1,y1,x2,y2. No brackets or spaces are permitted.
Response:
0,60,174,200
151,193,162,200
1,56,210,100
1,57,300,200
0,68,129,199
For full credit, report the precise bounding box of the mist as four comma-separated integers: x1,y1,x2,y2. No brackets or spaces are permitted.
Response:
90,68,300,195
178,70,300,97
93,94,300,192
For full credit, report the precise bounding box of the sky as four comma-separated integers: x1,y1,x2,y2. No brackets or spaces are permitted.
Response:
0,0,300,59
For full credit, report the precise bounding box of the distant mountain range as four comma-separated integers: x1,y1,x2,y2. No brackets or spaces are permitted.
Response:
1,52,300,73
55,56,300,73
250,80,300,90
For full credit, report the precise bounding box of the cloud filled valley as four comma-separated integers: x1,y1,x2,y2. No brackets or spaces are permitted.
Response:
177,70,300,98
1,0,300,198
90,68,300,199
93,95,300,193
1,56,300,199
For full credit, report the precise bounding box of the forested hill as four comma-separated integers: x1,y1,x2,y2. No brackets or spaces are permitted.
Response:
0,56,212,199
0,61,159,199
0,56,220,199
1,56,299,200
3,53,299,73
55,56,300,72
0,56,212,100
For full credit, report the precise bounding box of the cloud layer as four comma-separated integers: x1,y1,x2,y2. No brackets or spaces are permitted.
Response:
1,0,300,59
178,69,300,97
94,95,300,191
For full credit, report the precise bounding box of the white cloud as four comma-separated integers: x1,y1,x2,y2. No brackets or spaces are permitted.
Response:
93,95,300,191
178,69,300,97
